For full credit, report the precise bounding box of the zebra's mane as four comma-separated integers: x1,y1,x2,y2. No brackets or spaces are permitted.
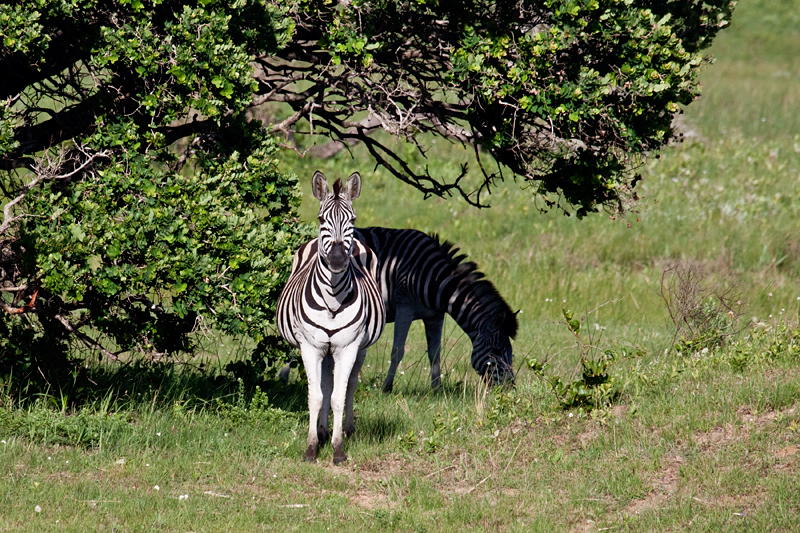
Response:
429,233,519,339
332,178,342,198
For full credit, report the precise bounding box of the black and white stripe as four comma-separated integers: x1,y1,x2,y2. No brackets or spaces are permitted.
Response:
355,227,518,391
277,171,385,465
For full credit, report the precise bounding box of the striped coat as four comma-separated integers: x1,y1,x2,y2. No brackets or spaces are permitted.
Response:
356,227,517,391
276,171,385,465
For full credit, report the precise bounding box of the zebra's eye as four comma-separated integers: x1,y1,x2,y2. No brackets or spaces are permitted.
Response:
318,216,324,224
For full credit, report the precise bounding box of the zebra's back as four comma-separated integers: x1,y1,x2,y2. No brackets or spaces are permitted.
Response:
355,227,517,337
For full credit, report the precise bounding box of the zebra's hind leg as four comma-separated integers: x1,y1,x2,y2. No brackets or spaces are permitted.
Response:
278,363,291,383
423,314,445,391
318,352,334,446
344,348,367,438
383,309,414,393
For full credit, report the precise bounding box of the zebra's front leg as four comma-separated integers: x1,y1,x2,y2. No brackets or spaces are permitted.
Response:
383,310,414,393
318,352,334,446
331,346,358,465
423,314,445,391
300,345,324,462
344,348,367,438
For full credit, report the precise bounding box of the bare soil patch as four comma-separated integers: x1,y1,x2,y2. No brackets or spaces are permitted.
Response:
625,453,683,515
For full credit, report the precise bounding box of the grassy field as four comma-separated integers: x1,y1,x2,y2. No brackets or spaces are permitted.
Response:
3,1,800,530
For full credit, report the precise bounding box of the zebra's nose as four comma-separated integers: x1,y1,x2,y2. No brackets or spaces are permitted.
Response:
327,241,349,272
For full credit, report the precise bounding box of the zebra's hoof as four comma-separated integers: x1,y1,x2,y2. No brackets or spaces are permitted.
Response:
381,380,394,393
333,450,348,465
302,446,317,463
344,424,355,438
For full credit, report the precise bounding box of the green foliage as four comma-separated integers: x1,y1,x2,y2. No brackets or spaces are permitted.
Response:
675,318,800,373
528,308,645,410
0,1,311,392
484,388,533,428
289,0,735,215
673,298,740,355
215,378,298,429
396,429,419,451
24,124,304,349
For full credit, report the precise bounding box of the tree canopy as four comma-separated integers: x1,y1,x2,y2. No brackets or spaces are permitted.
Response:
0,0,734,389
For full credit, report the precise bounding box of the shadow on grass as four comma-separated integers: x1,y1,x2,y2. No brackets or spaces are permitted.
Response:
5,359,310,415
353,410,406,444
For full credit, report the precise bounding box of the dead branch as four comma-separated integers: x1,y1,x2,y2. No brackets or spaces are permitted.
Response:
1,289,37,315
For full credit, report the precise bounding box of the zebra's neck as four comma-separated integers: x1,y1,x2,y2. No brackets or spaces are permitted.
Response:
446,287,486,338
315,257,354,312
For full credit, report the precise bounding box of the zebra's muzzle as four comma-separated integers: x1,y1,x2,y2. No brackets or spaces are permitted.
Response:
326,241,349,272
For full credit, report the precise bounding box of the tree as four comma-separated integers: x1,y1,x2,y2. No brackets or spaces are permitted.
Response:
0,0,308,388
260,0,735,214
0,0,734,389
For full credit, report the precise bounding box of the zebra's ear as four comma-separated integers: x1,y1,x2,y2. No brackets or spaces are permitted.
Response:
344,172,361,200
312,171,328,201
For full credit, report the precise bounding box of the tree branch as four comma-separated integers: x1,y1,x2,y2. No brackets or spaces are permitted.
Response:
0,290,37,315
54,313,121,362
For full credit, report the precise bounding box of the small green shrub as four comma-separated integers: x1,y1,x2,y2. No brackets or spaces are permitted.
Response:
215,378,298,429
397,430,419,451
528,307,645,410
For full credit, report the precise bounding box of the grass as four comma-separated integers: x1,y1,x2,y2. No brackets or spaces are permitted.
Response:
4,0,800,530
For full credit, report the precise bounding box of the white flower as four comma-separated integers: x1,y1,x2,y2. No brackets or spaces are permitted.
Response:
568,413,573,418
154,485,160,491
34,505,41,513
0,439,6,444
156,432,161,436
179,494,189,500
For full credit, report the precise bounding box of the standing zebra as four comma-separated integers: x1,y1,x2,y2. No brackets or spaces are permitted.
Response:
276,171,385,465
280,227,518,391
356,227,517,392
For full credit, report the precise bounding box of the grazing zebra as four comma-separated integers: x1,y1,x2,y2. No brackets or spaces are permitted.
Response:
276,171,385,465
355,227,517,391
280,227,518,391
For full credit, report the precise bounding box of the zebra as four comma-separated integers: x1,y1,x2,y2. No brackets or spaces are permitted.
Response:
280,227,518,392
276,171,385,465
355,227,517,392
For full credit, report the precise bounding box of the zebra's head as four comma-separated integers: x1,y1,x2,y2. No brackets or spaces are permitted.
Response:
312,170,361,273
475,333,515,385
474,310,518,385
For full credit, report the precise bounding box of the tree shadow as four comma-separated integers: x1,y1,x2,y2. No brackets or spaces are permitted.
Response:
353,410,405,444
19,359,311,414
